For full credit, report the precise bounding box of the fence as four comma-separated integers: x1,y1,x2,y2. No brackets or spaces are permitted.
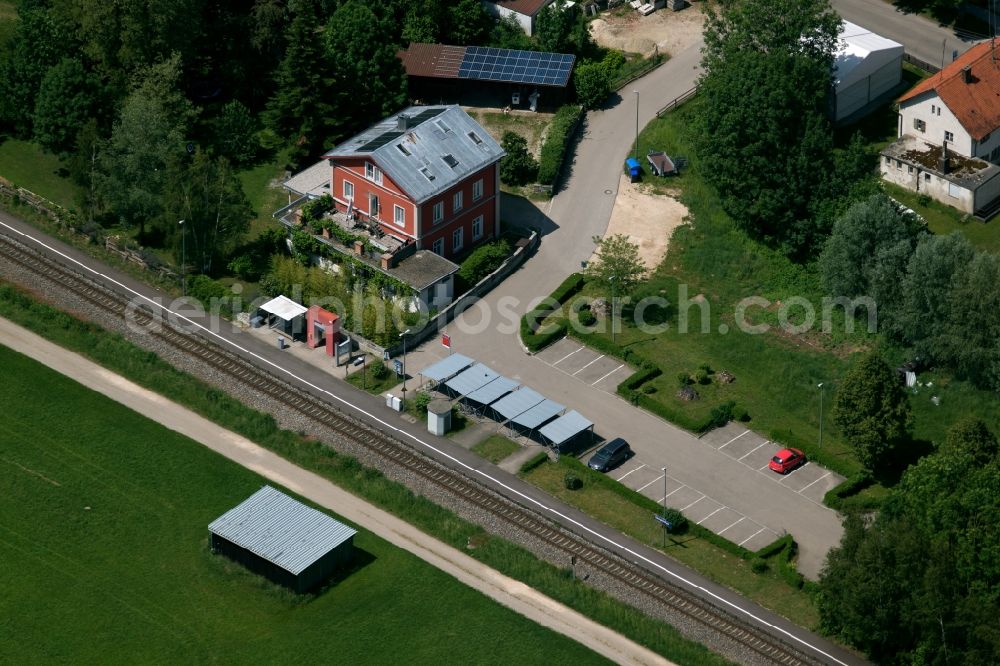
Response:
655,86,697,117
902,52,940,75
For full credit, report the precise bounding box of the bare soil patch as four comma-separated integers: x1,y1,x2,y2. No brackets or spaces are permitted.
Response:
589,4,706,57
592,175,689,270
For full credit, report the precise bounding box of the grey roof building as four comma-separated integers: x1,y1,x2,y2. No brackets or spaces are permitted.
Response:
208,485,357,593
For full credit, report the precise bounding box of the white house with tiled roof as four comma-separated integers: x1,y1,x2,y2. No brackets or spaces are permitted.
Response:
483,0,555,36
880,41,1000,218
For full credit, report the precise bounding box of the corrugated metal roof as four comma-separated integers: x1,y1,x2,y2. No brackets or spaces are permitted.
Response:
208,486,357,575
323,105,505,204
420,353,474,382
511,399,564,429
465,375,519,405
491,387,545,420
834,21,903,90
397,43,465,79
539,410,593,446
445,363,499,396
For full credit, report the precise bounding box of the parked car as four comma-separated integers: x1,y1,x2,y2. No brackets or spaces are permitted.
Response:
588,438,632,472
768,448,806,474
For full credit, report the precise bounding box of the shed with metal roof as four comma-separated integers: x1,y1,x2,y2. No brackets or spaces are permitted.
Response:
208,485,357,593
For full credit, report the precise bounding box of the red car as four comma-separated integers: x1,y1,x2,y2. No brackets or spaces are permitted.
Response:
769,448,806,474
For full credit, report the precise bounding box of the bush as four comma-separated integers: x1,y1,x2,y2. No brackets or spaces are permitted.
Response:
676,372,691,387
750,558,769,574
520,451,549,474
573,60,611,110
458,240,511,284
577,308,596,327
641,384,656,395
707,401,735,429
695,370,710,385
537,105,583,185
564,473,583,490
185,275,229,309
369,360,389,380
660,508,687,533
414,390,433,414
499,131,538,186
823,472,874,511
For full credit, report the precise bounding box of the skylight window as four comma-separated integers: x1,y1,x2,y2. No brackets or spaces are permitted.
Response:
396,143,411,156
467,131,483,145
442,154,459,168
420,167,435,181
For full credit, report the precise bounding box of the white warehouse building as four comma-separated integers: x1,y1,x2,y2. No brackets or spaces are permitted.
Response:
832,21,905,123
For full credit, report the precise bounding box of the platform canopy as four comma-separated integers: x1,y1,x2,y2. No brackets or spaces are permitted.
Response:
445,363,499,397
491,387,545,421
511,399,564,430
260,295,308,321
538,410,593,447
420,353,474,383
465,376,519,406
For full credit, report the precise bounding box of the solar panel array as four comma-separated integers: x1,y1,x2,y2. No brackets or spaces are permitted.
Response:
457,47,575,87
357,131,403,153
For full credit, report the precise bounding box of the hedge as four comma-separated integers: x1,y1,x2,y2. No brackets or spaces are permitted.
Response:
520,273,587,352
519,451,550,474
823,472,876,511
537,105,584,185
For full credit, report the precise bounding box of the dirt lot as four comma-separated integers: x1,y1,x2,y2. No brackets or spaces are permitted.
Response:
589,3,706,57
591,175,689,270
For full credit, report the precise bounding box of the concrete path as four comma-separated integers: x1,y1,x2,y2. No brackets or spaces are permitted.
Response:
0,315,670,666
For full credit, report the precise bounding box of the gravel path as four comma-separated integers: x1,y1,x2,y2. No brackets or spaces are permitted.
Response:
0,315,672,666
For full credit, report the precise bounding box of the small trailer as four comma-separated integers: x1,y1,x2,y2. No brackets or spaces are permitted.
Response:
646,151,677,177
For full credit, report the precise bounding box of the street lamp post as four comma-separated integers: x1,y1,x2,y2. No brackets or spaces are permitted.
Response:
633,90,639,158
399,328,412,396
609,275,617,344
661,466,668,547
178,219,186,296
817,382,825,449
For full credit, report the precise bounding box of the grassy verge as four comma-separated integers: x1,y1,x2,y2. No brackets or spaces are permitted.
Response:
472,434,521,464
521,456,819,628
0,345,609,664
237,147,292,239
0,137,79,206
883,182,1000,250
344,360,399,395
0,282,729,666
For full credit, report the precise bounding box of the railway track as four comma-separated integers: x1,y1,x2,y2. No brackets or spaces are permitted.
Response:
0,233,822,666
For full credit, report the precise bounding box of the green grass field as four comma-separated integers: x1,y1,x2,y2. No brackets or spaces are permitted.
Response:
472,434,521,464
0,344,608,664
0,137,80,207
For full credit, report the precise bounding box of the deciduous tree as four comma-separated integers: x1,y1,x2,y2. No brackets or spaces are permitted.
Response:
584,234,646,298
498,132,538,186
33,58,101,154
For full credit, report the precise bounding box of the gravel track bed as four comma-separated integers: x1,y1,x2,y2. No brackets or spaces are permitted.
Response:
0,239,819,666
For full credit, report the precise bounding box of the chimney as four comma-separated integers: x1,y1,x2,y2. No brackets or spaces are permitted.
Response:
939,141,949,174
380,252,395,270
397,113,411,131
963,66,973,83
353,240,364,255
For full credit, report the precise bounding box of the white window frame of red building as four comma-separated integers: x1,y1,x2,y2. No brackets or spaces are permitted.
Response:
433,201,444,224
393,204,405,227
369,193,380,217
472,215,483,241
343,179,354,201
365,162,383,184
432,238,444,255
453,227,464,253
472,178,483,201
453,190,463,213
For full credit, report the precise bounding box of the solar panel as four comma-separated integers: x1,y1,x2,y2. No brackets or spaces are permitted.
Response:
357,130,404,152
457,47,575,87
411,108,446,124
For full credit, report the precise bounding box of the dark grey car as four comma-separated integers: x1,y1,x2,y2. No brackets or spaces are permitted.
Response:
588,438,631,472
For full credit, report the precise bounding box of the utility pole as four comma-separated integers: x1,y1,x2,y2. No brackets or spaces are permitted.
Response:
817,382,825,449
399,328,412,397
609,275,617,344
178,219,186,296
661,467,668,547
633,90,640,158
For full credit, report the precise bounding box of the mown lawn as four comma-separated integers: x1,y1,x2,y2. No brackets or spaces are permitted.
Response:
472,434,521,463
0,344,608,665
0,137,79,206
884,182,1000,251
522,458,820,629
238,147,293,239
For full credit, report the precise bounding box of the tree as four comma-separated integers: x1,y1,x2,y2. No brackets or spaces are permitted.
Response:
942,418,999,465
819,194,924,298
499,132,538,186
573,61,611,110
446,0,493,46
937,251,1000,389
832,352,912,473
535,0,591,55
489,15,534,51
900,232,974,353
214,100,259,166
584,234,647,297
33,58,101,154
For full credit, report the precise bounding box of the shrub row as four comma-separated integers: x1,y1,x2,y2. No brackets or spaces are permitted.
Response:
519,451,550,474
520,273,586,352
823,472,875,511
537,105,584,185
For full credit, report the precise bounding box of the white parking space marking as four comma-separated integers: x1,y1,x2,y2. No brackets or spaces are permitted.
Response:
738,441,768,461
718,517,745,535
615,464,645,482
779,462,808,481
572,354,605,376
636,473,665,492
553,346,584,366
681,496,704,511
798,472,831,494
592,364,625,386
696,507,724,525
739,528,767,547
759,464,771,471
719,430,750,450
663,485,684,499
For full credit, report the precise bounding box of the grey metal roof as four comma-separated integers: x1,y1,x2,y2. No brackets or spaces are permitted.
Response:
465,375,520,405
538,410,593,446
511,399,564,429
420,353,474,382
445,363,499,396
491,387,545,420
323,105,505,204
208,486,357,575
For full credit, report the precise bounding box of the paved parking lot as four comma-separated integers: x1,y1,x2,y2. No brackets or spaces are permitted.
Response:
534,337,633,394
612,460,781,552
699,424,845,506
